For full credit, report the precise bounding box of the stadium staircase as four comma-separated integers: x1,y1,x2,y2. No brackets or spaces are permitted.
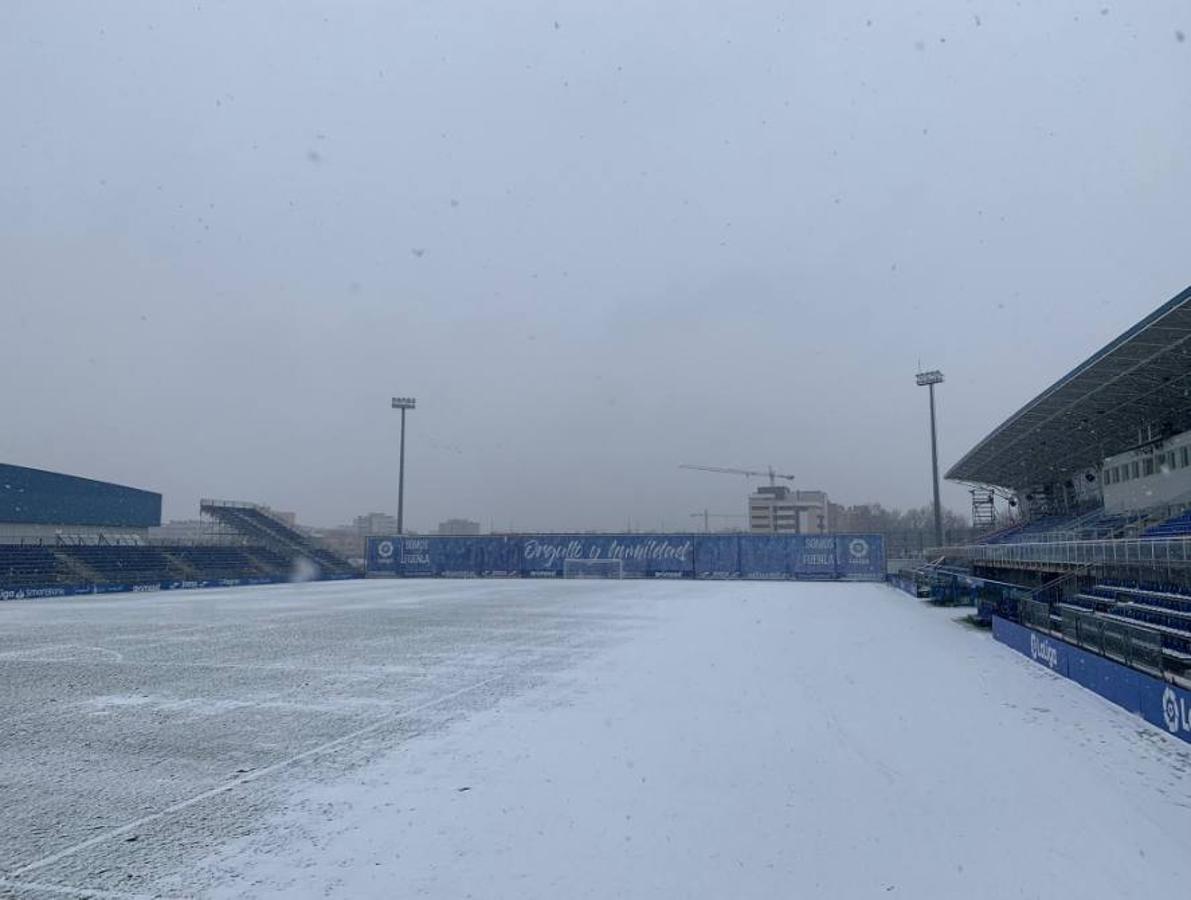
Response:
200,500,357,579
51,549,102,585
160,549,202,580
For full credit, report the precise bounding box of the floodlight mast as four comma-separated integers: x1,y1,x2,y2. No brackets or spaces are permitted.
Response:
915,371,945,547
391,397,417,534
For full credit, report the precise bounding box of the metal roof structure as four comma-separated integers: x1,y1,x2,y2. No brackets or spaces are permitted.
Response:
0,464,162,528
946,285,1191,489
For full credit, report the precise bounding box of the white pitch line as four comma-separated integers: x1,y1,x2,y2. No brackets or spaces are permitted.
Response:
9,673,509,878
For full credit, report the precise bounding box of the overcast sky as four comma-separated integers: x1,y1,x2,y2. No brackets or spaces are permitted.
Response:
2,1,1189,530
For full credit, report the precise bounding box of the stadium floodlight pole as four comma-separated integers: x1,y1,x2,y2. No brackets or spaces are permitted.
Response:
391,397,417,534
915,370,945,547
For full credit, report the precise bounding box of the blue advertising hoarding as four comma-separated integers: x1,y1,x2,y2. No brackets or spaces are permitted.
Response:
835,534,885,579
365,533,886,581
738,535,791,579
993,616,1191,746
519,535,696,577
693,535,739,579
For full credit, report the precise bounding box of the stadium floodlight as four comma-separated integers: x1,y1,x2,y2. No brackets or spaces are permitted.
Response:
391,397,417,534
915,371,945,548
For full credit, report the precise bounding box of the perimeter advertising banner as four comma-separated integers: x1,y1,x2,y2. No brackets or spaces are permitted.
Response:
993,616,1191,746
366,533,885,581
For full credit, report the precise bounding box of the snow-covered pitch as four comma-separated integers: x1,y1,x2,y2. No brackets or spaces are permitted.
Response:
1,579,1189,898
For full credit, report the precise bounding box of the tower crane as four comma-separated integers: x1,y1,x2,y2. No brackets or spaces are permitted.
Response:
678,464,796,487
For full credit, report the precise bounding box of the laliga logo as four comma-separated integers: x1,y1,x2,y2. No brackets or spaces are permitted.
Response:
1164,687,1180,733
1162,686,1190,735
377,540,395,559
848,539,869,560
1029,633,1059,669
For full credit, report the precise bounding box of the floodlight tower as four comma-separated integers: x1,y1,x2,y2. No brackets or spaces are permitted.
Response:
391,396,416,534
915,370,945,547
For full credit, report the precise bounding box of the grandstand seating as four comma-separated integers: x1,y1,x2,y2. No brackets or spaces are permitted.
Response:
0,546,64,589
976,508,1143,545
1070,509,1140,539
0,540,349,594
200,501,356,578
1,496,358,597
167,546,288,580
1142,508,1191,539
66,545,177,583
1058,580,1191,662
982,515,1080,544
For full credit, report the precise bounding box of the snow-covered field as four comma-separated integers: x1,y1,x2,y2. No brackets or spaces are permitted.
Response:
2,579,1191,899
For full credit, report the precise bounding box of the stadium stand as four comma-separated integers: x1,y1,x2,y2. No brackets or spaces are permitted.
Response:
930,284,1191,687
0,464,360,596
981,514,1080,544
200,500,357,579
1142,509,1191,539
0,545,62,589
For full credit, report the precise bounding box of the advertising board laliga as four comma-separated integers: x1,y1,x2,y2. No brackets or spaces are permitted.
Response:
836,534,883,579
993,615,1191,746
366,533,885,581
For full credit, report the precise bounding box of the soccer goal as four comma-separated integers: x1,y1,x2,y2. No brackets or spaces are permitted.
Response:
562,558,624,579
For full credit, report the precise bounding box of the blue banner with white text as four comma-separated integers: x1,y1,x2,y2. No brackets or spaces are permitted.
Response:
365,533,885,581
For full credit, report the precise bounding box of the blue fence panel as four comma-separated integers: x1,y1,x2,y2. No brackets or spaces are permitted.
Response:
429,538,483,577
366,537,399,574
520,535,695,577
521,536,595,577
365,533,886,581
992,616,1069,676
1139,679,1191,742
835,534,885,579
1066,648,1146,714
794,535,836,577
693,535,739,579
392,537,433,577
477,536,520,576
993,616,1191,746
612,536,694,577
738,535,791,579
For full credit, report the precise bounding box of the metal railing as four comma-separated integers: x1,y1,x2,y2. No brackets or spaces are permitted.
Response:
932,536,1191,568
199,498,261,510
1058,605,1164,675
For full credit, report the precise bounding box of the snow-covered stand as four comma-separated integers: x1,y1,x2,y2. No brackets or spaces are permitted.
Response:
365,533,886,580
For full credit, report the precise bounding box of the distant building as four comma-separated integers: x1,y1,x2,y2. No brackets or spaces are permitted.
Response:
437,518,481,536
748,486,829,534
309,526,365,561
304,513,398,562
354,512,399,535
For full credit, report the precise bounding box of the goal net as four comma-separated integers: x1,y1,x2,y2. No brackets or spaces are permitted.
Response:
562,558,624,579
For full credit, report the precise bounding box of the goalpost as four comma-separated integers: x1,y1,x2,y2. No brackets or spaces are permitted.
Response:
562,558,624,579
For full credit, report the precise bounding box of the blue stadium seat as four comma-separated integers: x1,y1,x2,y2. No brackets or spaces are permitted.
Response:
1142,509,1191,539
